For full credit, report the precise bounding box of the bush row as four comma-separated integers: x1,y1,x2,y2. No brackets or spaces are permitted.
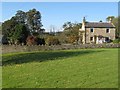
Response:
2,35,60,46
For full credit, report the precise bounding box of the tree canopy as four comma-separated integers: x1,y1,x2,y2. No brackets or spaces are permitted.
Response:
107,16,120,38
2,8,43,45
62,22,82,44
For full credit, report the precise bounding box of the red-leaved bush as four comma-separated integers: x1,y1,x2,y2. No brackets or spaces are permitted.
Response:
26,36,37,45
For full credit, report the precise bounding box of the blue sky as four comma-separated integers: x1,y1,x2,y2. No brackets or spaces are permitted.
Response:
2,2,118,31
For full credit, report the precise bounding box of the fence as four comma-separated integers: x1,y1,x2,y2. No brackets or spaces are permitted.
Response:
2,43,120,53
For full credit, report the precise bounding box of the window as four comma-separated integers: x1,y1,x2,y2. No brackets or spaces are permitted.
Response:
90,28,94,33
106,28,110,33
90,37,93,41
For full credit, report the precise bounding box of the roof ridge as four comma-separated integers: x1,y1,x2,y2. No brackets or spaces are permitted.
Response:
85,22,115,28
87,22,110,23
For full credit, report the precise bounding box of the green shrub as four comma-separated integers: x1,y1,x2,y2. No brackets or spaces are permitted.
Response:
26,36,46,45
37,38,45,45
113,39,120,43
46,36,60,45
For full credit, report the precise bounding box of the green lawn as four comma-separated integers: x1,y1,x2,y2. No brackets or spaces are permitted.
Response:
2,48,118,88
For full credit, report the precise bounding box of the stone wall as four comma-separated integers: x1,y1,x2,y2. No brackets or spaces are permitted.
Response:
2,44,120,54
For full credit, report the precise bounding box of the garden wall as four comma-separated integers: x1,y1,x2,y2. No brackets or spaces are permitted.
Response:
2,44,120,53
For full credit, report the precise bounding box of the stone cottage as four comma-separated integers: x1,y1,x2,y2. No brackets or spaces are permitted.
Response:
79,17,116,44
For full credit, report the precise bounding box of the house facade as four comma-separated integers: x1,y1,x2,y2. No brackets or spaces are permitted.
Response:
79,17,116,44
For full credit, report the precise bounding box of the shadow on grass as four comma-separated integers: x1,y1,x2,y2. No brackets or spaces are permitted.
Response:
2,50,104,66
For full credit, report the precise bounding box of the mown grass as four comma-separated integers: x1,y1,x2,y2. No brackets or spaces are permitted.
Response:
2,48,118,88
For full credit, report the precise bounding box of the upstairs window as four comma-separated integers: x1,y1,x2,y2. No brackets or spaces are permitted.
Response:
106,28,110,33
90,28,94,33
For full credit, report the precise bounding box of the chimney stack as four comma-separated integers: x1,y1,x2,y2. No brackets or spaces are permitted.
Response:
109,17,112,23
81,17,86,31
83,17,86,24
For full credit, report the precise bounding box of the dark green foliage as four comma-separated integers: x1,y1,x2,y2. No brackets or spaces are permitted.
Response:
37,38,45,45
106,16,120,38
26,8,43,33
2,35,8,44
14,24,29,44
112,17,119,38
32,32,39,36
2,18,17,36
113,38,120,43
2,19,18,44
2,21,29,45
26,35,45,45
14,10,26,23
2,8,43,45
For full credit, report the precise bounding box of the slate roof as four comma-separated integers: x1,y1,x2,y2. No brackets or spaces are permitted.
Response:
85,22,115,28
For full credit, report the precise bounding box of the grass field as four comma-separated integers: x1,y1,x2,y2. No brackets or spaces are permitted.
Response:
2,48,118,88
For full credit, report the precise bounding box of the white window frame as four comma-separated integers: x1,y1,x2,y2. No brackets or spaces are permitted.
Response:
106,28,110,33
90,37,93,41
90,28,94,33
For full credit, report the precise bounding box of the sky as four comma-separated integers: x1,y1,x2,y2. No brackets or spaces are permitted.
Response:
2,2,118,32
